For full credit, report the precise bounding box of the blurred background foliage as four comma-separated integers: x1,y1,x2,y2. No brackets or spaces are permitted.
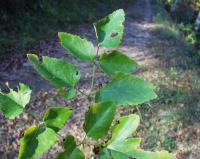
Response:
152,0,200,60
153,0,199,22
0,0,131,57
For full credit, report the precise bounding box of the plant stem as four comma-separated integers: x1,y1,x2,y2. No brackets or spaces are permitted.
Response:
27,112,41,124
96,45,100,57
90,64,96,93
78,134,87,146
89,45,100,95
136,105,144,123
76,88,91,99
57,133,64,140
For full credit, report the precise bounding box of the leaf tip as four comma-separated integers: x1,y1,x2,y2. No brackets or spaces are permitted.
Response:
27,53,38,63
58,32,64,39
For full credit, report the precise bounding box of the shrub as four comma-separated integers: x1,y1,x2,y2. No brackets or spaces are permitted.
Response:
0,9,176,159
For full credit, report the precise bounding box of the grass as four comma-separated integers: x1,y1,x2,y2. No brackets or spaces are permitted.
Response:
132,45,199,157
138,62,200,157
152,7,182,41
129,4,200,158
152,3,200,62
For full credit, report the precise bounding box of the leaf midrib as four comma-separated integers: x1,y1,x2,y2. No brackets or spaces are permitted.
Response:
87,106,114,136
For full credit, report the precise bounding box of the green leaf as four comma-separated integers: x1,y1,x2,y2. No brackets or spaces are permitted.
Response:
57,149,84,159
105,115,176,159
28,54,80,98
99,149,130,159
57,135,84,159
94,9,125,48
58,32,95,62
58,87,77,100
99,51,138,75
96,72,157,106
108,114,140,145
108,138,141,159
84,101,116,139
106,115,139,158
100,149,112,159
28,54,80,88
0,83,31,119
108,138,141,153
62,135,76,150
111,151,129,159
126,149,176,159
109,138,176,159
65,88,77,99
18,125,57,159
44,107,72,132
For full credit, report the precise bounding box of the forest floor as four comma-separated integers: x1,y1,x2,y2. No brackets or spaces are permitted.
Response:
1,0,200,158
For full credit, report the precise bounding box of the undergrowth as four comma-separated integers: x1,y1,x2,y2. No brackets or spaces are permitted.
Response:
152,0,200,61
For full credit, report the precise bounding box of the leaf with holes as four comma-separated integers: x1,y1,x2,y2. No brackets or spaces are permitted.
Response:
44,107,72,132
28,54,80,98
58,32,95,62
84,101,116,139
18,125,57,159
96,72,157,106
56,135,84,159
94,9,125,48
100,51,138,75
0,83,31,119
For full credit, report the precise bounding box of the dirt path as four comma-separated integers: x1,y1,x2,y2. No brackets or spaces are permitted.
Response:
1,0,200,158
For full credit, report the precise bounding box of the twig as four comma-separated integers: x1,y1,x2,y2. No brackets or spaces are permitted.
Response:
136,105,144,123
76,88,90,99
78,134,87,146
89,45,100,95
90,64,96,93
